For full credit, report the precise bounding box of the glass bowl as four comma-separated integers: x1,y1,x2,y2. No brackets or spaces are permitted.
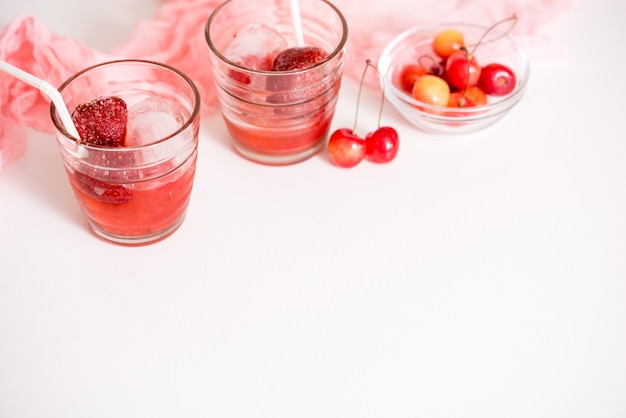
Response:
377,23,530,134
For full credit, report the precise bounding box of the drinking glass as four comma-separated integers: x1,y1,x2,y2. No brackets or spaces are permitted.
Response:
205,0,348,165
50,60,200,245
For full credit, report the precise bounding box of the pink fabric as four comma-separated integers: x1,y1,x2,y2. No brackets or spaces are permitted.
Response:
0,16,112,169
0,0,577,170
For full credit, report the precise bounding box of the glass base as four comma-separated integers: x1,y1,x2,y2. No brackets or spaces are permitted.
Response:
87,213,187,246
232,139,325,166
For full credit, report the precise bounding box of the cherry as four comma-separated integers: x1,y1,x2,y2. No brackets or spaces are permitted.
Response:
412,74,450,106
398,55,445,94
364,60,399,164
478,63,516,96
432,29,465,59
365,127,399,164
444,49,481,90
399,64,428,94
447,86,487,108
327,128,366,168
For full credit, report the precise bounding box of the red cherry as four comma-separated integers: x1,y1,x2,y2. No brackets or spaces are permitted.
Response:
445,49,481,90
328,128,366,168
432,29,465,59
412,74,450,106
399,64,428,93
478,63,516,96
447,86,487,108
365,127,399,164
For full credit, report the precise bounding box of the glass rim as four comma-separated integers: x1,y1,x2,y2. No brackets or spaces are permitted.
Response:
50,59,201,151
204,0,348,75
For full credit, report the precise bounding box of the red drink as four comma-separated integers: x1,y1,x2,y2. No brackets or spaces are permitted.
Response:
66,158,196,241
222,98,336,160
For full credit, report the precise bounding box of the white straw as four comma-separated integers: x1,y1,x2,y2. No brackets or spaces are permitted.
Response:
0,60,81,140
290,0,304,46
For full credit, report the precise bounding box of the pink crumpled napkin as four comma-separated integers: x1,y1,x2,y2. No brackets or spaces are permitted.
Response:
0,0,577,170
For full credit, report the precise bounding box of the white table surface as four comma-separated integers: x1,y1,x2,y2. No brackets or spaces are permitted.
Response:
1,0,625,417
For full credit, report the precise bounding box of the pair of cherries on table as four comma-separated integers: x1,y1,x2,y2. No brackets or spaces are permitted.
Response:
328,60,400,168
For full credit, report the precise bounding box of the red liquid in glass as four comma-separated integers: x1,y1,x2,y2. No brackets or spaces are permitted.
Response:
67,162,196,239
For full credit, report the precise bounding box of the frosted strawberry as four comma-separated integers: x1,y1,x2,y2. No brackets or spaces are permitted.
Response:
73,173,133,204
71,96,132,204
271,46,327,71
267,46,328,110
71,96,128,147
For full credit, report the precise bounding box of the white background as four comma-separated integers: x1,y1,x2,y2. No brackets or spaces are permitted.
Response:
1,0,625,417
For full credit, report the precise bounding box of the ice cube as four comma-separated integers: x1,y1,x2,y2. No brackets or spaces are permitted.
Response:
126,97,184,146
225,23,288,71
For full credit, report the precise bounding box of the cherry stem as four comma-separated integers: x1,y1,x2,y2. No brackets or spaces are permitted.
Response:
469,14,518,56
460,46,470,107
418,55,438,74
366,59,387,129
352,59,388,133
352,60,368,134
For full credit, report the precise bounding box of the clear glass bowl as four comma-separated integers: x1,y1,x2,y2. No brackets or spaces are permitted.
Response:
378,23,530,134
